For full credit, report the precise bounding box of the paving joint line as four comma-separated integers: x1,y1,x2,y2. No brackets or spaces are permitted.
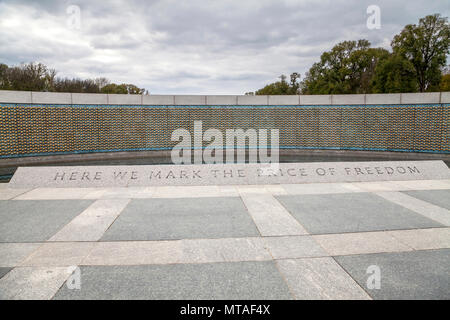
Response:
91,198,131,242
331,256,374,300
8,188,35,200
238,194,265,238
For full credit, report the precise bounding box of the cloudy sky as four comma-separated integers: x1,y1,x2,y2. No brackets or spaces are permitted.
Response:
0,0,448,94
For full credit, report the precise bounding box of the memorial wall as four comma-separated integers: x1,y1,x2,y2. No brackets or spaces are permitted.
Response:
0,91,449,158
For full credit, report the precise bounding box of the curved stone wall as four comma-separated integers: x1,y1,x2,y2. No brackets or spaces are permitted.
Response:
1,98,449,158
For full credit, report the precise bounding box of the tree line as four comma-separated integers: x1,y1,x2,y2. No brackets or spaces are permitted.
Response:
0,62,147,94
248,14,450,95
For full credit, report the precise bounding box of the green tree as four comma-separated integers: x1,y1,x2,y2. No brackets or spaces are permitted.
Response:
125,84,146,94
255,73,301,95
52,78,100,93
300,40,389,94
351,47,390,93
371,54,418,93
100,83,145,94
0,62,147,94
5,62,50,91
289,72,301,94
101,83,128,94
391,14,450,92
0,63,10,89
441,73,450,91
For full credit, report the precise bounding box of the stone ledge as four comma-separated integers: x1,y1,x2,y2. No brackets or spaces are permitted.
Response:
1,90,448,106
1,149,448,168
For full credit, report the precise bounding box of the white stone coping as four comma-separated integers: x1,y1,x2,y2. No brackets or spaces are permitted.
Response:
0,90,449,105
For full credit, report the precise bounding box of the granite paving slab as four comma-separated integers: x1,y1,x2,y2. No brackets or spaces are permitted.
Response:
20,242,96,267
276,257,371,300
376,191,450,226
0,243,43,267
0,267,12,279
312,231,413,256
386,228,450,250
394,179,450,190
14,188,100,200
281,182,362,195
0,200,94,242
262,236,326,259
402,190,450,210
101,197,260,241
276,193,443,234
53,261,293,300
0,188,30,200
0,266,72,300
335,249,450,300
49,199,130,242
240,194,308,236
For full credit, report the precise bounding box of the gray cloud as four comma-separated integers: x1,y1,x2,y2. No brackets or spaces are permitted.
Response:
0,0,448,94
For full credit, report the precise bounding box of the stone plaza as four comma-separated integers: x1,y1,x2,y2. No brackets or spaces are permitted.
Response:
0,160,449,300
0,90,449,300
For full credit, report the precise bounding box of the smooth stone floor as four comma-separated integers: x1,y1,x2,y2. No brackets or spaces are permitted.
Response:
100,197,260,241
0,267,12,279
335,249,450,300
276,193,443,234
0,200,93,242
0,179,449,300
53,261,293,300
402,190,450,210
